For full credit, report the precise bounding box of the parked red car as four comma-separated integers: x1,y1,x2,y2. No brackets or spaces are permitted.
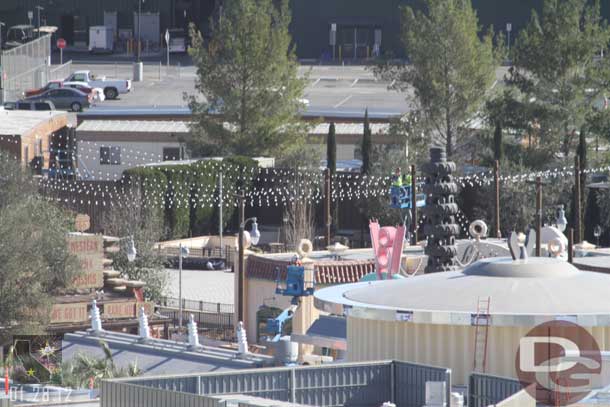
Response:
24,80,93,98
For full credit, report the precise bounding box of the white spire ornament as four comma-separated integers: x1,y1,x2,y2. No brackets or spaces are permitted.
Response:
90,299,103,335
187,314,201,349
236,321,249,355
138,306,150,341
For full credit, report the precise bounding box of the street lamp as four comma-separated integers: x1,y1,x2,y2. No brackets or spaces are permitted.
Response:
555,205,568,233
178,243,189,332
0,22,5,50
235,190,261,323
137,0,145,62
125,236,137,262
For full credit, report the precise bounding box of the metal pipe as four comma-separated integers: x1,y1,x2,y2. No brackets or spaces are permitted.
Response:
410,164,417,245
325,168,331,246
178,243,183,331
494,160,501,238
536,176,542,257
219,170,223,252
575,156,582,243
137,0,142,62
568,228,574,263
237,190,245,323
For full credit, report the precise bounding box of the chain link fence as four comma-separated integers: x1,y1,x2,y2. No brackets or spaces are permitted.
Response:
0,35,52,103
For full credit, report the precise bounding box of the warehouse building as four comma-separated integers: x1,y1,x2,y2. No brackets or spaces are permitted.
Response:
3,0,609,58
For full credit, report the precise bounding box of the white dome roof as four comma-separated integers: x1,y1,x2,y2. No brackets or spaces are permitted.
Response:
314,257,610,327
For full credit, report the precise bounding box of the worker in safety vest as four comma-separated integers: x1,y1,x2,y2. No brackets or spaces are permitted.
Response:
392,167,403,187
403,171,412,186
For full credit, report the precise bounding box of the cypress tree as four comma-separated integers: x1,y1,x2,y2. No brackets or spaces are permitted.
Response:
493,121,503,161
327,122,336,174
362,109,372,175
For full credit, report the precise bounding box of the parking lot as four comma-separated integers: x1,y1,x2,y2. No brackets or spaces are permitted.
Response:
68,60,410,117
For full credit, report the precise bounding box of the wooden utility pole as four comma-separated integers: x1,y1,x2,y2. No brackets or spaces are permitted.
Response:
237,190,245,323
575,156,582,244
325,168,332,246
410,165,417,245
535,176,542,257
494,160,501,238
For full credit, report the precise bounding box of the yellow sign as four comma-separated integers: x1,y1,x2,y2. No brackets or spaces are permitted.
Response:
50,303,88,323
74,214,91,232
66,234,104,289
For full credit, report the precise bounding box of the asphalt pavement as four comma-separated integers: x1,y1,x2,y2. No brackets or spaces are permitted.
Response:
58,50,507,119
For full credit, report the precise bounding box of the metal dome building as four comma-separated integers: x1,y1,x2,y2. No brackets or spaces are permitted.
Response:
314,257,610,385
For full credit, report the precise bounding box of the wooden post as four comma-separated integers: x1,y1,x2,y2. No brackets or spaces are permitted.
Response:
568,228,574,263
494,160,501,238
411,165,417,245
237,190,245,323
325,168,332,246
575,156,582,244
536,176,542,257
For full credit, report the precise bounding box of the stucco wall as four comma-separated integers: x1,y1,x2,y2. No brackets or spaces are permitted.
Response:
76,140,181,180
347,317,610,386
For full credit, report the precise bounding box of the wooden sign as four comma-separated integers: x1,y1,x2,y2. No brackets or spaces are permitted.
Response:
103,301,137,319
66,234,104,289
50,303,88,324
74,214,91,232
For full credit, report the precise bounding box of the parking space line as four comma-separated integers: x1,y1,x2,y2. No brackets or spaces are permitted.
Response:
333,95,353,108
350,79,359,87
310,78,321,87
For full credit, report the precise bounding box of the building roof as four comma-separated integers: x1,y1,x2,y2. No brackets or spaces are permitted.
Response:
76,120,190,133
291,315,347,350
310,122,389,135
0,109,72,137
315,257,610,327
63,331,274,376
246,253,375,284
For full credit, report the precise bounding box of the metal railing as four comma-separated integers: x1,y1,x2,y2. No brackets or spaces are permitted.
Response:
49,60,72,82
158,298,235,341
102,360,452,407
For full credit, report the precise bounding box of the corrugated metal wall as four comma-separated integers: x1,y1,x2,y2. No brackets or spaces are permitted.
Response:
468,373,522,407
102,360,452,407
101,380,223,407
394,361,451,407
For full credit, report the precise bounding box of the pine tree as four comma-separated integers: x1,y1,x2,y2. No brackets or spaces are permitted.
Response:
376,0,497,157
187,0,308,158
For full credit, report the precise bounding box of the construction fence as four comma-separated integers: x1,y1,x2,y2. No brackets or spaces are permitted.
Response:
468,373,523,407
101,360,452,407
0,35,60,103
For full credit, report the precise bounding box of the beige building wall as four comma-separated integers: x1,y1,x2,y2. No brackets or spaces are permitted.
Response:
348,317,610,386
76,140,182,180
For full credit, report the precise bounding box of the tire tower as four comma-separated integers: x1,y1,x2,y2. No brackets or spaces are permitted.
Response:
422,147,460,273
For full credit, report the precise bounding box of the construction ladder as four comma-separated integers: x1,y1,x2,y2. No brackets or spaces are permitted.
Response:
472,296,491,373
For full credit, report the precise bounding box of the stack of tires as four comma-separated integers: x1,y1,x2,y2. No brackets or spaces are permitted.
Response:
422,147,460,273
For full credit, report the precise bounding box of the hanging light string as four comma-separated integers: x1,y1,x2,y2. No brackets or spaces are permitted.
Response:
2,134,609,209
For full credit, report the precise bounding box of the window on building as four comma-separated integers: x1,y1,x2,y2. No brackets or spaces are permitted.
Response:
100,146,121,165
163,147,181,161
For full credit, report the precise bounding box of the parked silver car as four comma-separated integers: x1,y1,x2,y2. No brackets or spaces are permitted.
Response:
24,87,91,112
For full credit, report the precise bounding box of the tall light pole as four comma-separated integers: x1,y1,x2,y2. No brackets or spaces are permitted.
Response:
178,243,189,332
0,22,5,50
35,6,44,38
137,0,144,62
218,170,223,252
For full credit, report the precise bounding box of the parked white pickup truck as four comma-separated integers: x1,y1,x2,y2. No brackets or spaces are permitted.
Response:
64,70,131,100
